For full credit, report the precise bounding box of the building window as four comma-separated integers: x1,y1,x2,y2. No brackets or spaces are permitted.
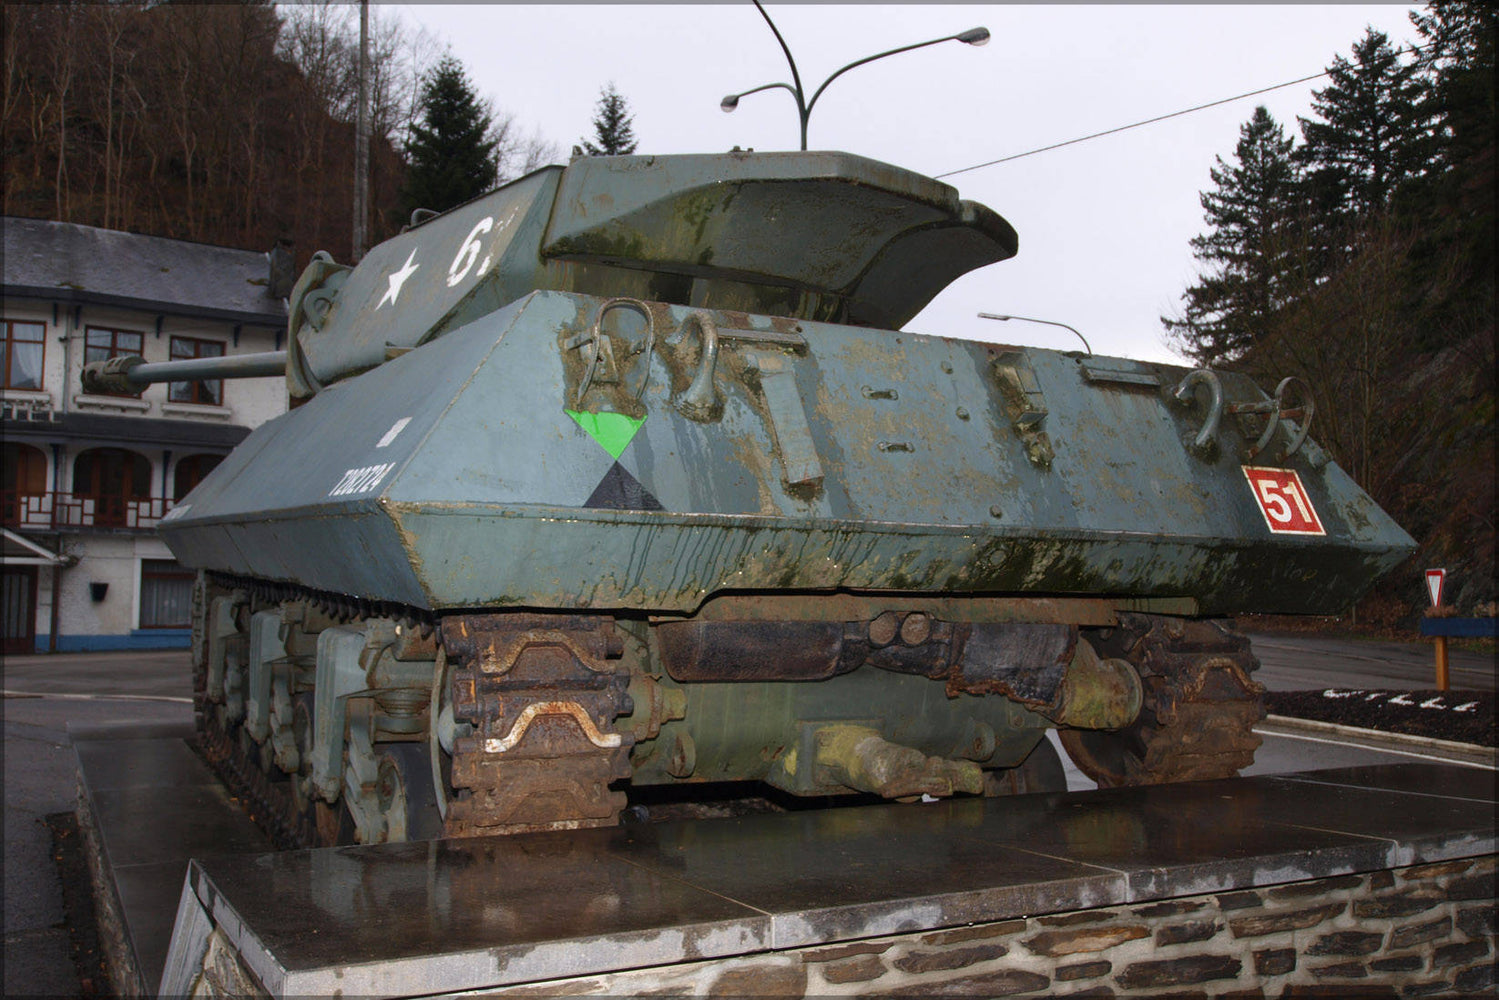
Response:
73,447,151,528
172,453,223,500
84,326,145,397
3,320,45,390
167,336,225,406
140,560,194,628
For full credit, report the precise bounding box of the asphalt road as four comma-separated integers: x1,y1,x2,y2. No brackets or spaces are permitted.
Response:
1245,629,1496,693
3,651,191,998
2,632,1493,996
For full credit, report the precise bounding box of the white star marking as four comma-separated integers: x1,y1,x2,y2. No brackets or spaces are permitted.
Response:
377,249,419,309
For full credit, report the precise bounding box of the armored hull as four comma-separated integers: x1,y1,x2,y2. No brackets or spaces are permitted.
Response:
92,151,1413,845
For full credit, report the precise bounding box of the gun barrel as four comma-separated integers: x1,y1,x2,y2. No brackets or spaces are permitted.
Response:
82,352,287,394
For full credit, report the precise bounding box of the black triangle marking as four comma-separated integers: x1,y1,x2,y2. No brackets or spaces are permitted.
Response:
584,462,664,511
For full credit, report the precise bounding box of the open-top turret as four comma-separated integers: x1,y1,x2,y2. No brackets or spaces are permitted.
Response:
86,151,1413,846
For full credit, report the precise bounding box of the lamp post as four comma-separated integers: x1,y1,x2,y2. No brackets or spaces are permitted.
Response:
978,313,1093,356
721,1,988,151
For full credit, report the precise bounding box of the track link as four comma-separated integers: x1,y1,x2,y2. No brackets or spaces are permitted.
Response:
442,614,634,836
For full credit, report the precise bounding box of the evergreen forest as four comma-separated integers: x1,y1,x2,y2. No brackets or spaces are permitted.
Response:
1165,2,1494,622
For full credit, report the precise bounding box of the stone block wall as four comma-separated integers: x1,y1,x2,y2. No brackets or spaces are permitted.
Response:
471,855,1496,998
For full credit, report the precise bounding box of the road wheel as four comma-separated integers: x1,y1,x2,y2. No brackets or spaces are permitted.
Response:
374,743,444,842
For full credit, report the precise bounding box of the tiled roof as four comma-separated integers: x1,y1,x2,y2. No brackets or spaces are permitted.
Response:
2,217,287,325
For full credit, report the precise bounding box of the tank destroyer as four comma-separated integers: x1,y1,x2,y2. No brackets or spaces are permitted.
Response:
84,151,1415,846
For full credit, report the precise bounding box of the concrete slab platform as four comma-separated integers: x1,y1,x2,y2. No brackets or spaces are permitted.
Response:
160,762,1493,998
74,731,271,996
1277,761,1498,801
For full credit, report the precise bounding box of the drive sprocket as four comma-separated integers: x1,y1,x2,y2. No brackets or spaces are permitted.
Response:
1059,613,1264,787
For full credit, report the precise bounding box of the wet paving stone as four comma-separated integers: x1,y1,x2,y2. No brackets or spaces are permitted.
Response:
125,759,1495,997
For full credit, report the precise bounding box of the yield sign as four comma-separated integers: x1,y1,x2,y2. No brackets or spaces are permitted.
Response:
1425,569,1446,608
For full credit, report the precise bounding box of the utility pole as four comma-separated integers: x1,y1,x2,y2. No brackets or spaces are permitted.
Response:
353,0,370,261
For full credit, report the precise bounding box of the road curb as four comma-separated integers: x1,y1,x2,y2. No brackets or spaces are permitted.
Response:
1258,714,1497,768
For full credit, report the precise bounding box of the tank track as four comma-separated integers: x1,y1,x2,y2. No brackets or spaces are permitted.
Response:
442,614,633,837
191,575,320,849
192,574,632,847
193,648,313,850
1060,613,1265,787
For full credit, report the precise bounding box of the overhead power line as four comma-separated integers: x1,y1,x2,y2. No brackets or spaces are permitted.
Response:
936,42,1433,180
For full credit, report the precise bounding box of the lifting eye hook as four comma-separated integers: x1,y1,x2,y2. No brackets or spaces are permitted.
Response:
1227,376,1316,462
671,311,723,422
567,297,655,407
1173,368,1223,460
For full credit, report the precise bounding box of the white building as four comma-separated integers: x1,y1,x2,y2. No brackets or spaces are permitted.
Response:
2,218,289,652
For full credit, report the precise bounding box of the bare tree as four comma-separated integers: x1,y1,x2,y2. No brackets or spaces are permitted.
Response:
489,110,561,182
48,4,81,220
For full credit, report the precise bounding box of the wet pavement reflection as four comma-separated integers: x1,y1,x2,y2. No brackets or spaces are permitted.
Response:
174,762,1493,995
76,735,1494,998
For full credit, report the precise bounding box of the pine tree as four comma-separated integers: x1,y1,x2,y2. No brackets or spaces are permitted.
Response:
1411,0,1496,176
1164,107,1303,365
400,56,498,216
1406,1,1496,338
1296,30,1435,223
580,83,638,156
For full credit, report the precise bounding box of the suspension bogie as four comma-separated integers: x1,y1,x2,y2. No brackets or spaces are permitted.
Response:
193,573,1265,848
198,586,443,846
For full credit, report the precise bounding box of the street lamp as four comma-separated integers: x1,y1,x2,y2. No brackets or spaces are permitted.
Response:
721,1,989,151
978,313,1093,356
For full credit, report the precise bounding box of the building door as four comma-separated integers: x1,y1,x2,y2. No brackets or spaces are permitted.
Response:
3,442,48,527
2,566,37,654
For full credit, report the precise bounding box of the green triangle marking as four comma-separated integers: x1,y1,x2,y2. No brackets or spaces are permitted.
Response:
566,410,646,460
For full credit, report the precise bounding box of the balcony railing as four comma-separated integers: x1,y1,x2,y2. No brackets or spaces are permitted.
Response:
2,490,176,531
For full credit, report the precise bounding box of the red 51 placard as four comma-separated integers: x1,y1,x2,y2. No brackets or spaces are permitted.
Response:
1242,466,1326,535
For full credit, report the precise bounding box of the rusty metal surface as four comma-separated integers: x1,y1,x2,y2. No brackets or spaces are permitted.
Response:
1060,614,1265,787
946,623,1077,704
656,620,847,681
442,614,632,836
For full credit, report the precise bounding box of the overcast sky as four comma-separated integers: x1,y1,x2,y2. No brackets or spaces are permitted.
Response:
392,4,1425,364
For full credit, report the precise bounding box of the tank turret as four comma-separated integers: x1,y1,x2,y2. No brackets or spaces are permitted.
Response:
101,151,1413,846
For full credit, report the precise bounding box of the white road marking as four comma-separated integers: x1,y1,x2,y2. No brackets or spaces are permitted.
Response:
1256,726,1496,770
2,689,193,704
